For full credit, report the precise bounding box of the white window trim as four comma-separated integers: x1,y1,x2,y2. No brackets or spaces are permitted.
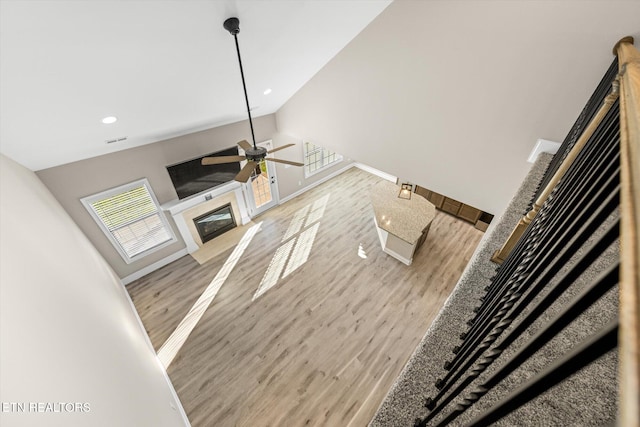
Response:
81,178,177,264
303,142,343,178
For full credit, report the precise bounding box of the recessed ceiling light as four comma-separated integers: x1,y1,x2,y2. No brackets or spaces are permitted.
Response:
263,88,272,95
101,116,117,124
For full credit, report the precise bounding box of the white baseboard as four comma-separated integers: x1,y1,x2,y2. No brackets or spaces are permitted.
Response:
279,163,355,204
353,163,397,182
122,248,188,286
278,162,396,205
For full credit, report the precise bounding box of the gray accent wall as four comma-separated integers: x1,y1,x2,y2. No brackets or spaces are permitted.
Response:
37,115,277,279
276,0,640,215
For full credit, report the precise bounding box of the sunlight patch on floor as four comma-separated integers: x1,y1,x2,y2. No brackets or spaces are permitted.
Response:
253,238,296,301
282,204,311,242
283,222,320,278
253,194,330,300
305,194,329,227
157,221,262,368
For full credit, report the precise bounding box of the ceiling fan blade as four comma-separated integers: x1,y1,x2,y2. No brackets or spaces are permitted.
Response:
266,158,304,167
267,143,296,154
201,155,246,165
237,140,252,151
235,161,257,182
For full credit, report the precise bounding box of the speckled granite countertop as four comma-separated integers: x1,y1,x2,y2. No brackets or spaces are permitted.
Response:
370,180,436,244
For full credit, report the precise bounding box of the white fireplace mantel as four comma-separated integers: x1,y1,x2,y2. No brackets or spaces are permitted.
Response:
161,182,251,253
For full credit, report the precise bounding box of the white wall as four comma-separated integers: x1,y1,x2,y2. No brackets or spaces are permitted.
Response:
0,154,188,426
276,0,640,216
271,132,354,200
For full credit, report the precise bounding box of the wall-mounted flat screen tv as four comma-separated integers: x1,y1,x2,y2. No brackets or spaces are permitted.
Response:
166,146,241,200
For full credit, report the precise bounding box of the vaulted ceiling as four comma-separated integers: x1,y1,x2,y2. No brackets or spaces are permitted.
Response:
0,0,392,171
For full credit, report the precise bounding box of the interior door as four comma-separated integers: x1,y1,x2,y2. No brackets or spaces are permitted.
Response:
241,140,279,216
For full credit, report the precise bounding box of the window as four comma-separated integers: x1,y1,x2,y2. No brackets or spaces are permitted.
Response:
303,142,342,177
81,179,176,264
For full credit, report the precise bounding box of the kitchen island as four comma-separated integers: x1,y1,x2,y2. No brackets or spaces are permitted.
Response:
370,180,436,265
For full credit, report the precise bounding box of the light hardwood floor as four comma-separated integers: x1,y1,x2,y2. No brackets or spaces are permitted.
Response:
128,168,483,426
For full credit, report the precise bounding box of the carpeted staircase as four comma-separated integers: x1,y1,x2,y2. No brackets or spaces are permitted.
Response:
370,152,619,426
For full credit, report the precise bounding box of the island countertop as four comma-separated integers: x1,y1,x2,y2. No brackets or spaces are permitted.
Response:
370,180,436,244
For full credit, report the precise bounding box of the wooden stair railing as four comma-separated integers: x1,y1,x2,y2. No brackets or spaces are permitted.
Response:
530,57,619,208
491,78,619,264
614,35,640,427
414,37,639,427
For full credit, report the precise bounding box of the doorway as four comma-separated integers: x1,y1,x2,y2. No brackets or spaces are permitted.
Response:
240,140,279,216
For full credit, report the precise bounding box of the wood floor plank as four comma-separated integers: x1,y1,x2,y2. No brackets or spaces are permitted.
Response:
127,168,483,426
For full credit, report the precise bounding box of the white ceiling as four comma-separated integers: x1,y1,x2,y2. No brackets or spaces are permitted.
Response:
0,0,392,171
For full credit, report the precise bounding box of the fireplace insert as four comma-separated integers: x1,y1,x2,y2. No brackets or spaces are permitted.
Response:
193,203,236,243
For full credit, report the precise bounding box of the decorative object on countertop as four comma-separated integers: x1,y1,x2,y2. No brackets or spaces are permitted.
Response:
398,183,413,200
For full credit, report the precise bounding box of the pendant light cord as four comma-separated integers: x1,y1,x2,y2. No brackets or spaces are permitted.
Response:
232,33,257,150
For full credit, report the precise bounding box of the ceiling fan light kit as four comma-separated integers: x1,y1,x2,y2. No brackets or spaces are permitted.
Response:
201,17,303,183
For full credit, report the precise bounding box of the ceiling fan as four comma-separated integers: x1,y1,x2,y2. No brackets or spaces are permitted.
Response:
202,17,303,183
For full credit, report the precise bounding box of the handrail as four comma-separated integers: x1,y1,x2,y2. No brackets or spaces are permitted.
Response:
491,81,619,264
410,37,636,427
613,35,640,427
531,58,619,205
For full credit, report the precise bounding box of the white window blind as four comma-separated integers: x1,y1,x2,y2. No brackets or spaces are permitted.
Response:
82,179,176,263
303,142,342,177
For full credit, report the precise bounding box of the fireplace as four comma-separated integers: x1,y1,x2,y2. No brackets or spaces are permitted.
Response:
193,203,237,243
